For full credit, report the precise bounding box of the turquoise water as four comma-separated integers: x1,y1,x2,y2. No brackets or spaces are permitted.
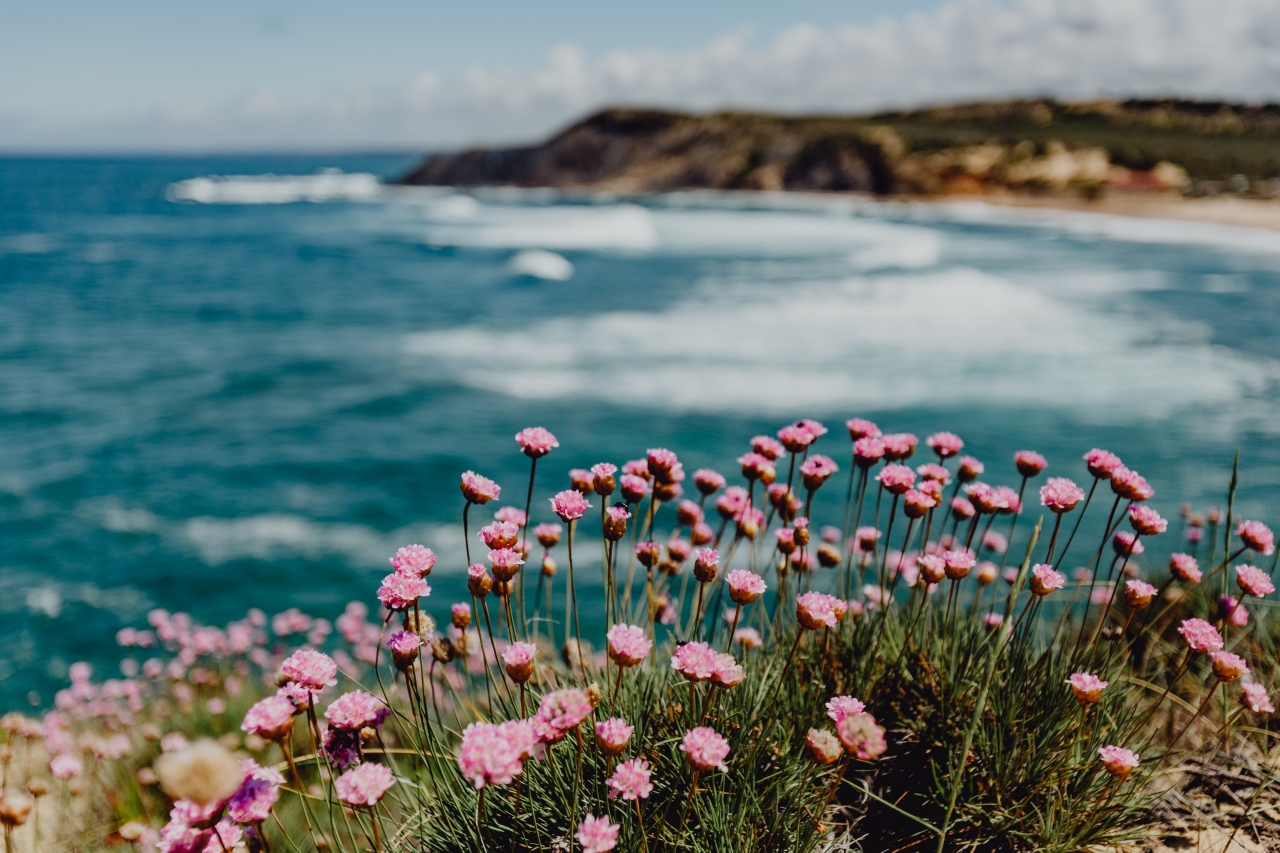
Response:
3,155,1280,704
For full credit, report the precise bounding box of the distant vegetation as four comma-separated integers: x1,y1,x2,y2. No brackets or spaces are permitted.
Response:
401,99,1280,198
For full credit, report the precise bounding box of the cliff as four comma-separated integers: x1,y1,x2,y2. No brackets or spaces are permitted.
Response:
399,100,1280,198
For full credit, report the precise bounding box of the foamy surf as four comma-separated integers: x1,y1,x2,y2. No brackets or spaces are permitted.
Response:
510,249,575,280
168,170,382,204
403,265,1280,420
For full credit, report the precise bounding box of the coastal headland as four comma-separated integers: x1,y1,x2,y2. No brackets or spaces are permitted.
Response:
400,99,1280,231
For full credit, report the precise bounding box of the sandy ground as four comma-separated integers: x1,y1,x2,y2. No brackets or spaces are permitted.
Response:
967,192,1280,234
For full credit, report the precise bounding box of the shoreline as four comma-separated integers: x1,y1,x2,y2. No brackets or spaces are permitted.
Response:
918,191,1280,234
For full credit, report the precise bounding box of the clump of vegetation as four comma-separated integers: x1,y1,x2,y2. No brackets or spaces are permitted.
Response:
3,421,1278,852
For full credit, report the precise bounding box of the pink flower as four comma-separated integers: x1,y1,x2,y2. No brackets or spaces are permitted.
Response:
494,506,527,526
391,544,436,577
693,548,720,582
1040,478,1085,513
515,426,559,459
1238,520,1276,556
595,718,633,757
607,758,653,800
995,485,1021,515
487,547,525,582
711,653,744,688
377,571,430,611
50,754,83,779
460,471,501,504
676,499,704,527
918,554,946,584
607,624,652,668
957,455,984,481
735,627,763,648
241,695,297,742
226,760,284,824
796,419,828,437
1084,449,1124,480
1128,505,1167,536
569,468,596,494
1242,683,1275,714
281,649,337,692
502,642,537,683
387,630,423,670
1210,651,1249,682
647,447,680,478
550,490,591,522
693,468,726,495
1112,531,1144,557
1110,467,1153,501
457,722,523,788
943,550,976,580
671,641,720,682
576,814,620,853
800,455,839,491
533,522,562,548
902,488,936,519
982,531,1007,555
1221,595,1250,626
1098,745,1139,779
620,474,649,503
1014,450,1047,477
1237,564,1275,598
737,452,776,482
950,496,976,520
966,483,1007,514
324,691,389,730
1170,553,1202,584
1178,618,1224,653
727,569,767,605
680,726,730,772
750,435,785,460
796,592,844,630
916,462,952,484
882,433,918,461
853,437,886,468
975,561,999,585
847,418,881,440
1124,579,1158,610
926,432,963,459
534,689,593,742
479,521,520,549
1065,672,1108,704
826,695,866,725
1029,564,1065,596
334,762,394,806
777,424,816,453
836,712,887,760
876,464,916,495
806,729,844,765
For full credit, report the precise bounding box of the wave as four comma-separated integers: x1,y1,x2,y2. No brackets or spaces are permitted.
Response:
403,265,1280,419
167,170,382,204
98,501,467,569
510,250,575,280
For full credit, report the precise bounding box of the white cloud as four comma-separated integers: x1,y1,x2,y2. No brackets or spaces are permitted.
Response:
5,0,1280,151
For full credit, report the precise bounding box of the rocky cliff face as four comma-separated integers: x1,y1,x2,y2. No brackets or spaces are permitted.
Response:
400,110,898,194
399,100,1280,197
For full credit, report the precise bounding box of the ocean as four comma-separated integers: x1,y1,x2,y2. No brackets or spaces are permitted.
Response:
2,154,1279,705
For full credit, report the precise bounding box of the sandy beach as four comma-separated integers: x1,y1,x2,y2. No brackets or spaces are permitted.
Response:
971,191,1280,234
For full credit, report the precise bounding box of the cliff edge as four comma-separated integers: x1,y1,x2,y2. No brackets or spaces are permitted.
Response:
399,100,1280,198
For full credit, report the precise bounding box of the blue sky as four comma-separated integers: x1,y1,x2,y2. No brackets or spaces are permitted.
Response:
2,0,1277,152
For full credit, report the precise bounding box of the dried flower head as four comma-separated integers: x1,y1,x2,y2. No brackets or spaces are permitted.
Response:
154,739,246,805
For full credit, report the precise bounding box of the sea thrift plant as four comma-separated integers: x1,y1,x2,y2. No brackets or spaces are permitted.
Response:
17,423,1280,853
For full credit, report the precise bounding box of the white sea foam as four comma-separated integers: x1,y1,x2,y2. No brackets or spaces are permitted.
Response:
423,203,659,251
96,500,468,570
168,170,382,204
404,265,1279,419
510,249,575,280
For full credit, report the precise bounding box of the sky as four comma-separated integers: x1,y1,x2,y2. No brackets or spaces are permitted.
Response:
2,0,1279,152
